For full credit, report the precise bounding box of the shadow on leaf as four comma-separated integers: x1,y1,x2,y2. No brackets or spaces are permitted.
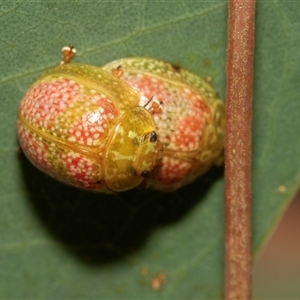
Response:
18,151,223,264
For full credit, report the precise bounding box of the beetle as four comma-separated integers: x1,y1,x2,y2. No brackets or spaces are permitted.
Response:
102,57,225,191
17,46,162,193
17,46,224,193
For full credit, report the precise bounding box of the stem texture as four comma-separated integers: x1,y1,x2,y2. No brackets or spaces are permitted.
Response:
224,1,256,299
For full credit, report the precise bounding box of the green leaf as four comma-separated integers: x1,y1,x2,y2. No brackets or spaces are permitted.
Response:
0,1,299,298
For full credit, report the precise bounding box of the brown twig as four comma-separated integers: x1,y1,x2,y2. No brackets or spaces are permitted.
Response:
224,1,256,299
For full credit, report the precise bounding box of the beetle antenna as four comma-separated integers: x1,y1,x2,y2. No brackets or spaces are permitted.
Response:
143,96,155,108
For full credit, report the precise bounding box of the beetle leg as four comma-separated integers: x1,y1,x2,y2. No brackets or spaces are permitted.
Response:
60,45,76,65
144,96,163,114
111,65,124,78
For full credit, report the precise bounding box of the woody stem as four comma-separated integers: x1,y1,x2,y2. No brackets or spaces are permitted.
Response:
224,1,256,299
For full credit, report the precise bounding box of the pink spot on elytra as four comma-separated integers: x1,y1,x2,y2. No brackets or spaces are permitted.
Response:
153,158,192,185
173,89,211,151
21,78,81,128
17,125,54,175
67,97,118,146
62,151,101,189
174,116,202,148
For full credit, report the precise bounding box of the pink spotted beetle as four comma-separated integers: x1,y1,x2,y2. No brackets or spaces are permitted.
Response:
17,46,224,193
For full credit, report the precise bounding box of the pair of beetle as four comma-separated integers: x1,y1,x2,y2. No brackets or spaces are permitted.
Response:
17,46,224,193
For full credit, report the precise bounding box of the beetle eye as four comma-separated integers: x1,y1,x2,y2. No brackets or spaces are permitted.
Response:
141,171,151,178
143,131,158,143
150,131,157,142
149,131,158,142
